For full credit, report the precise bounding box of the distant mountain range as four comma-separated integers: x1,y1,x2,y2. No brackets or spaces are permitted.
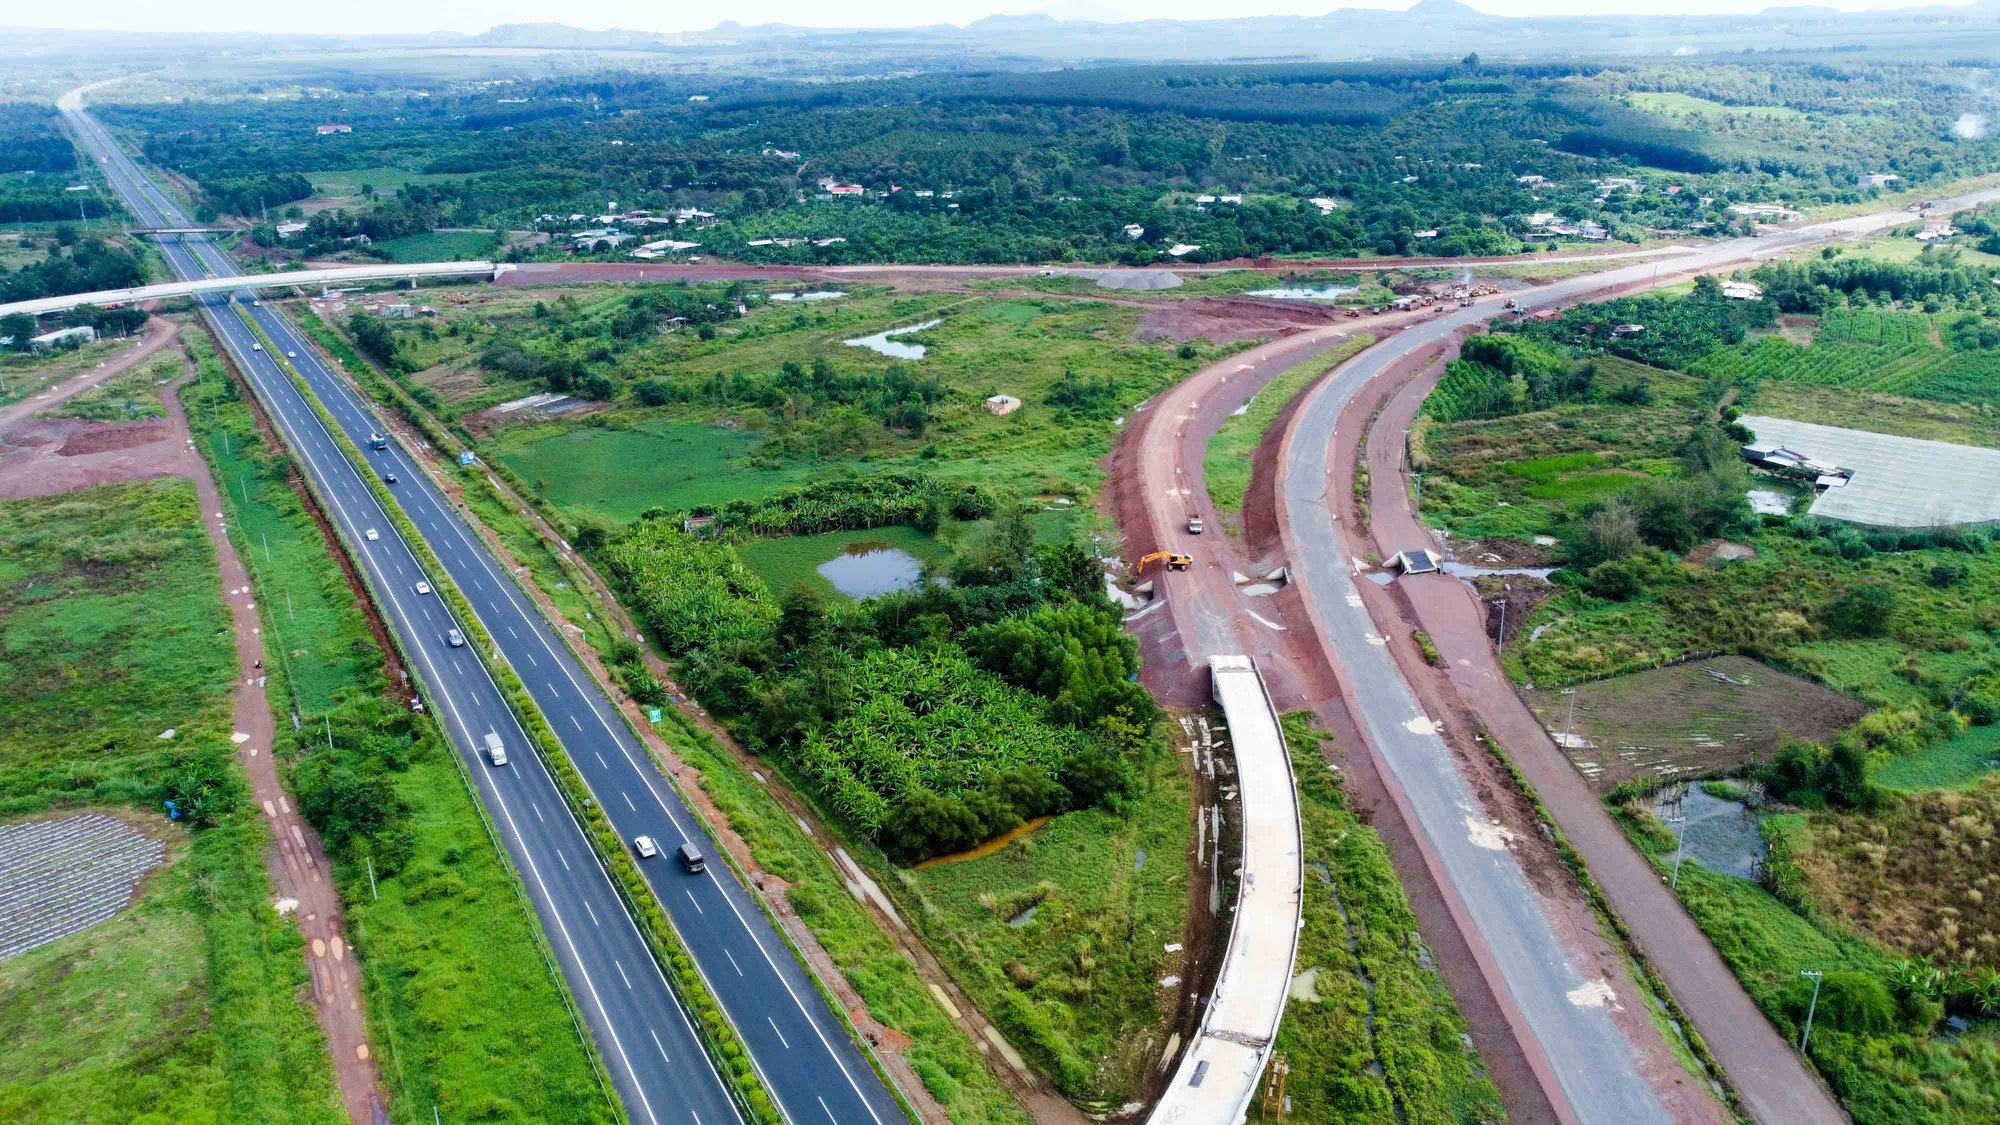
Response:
11,0,2000,65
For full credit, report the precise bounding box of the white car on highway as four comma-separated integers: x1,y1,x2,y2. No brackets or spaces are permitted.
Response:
286,351,296,358
415,581,432,595
364,528,380,541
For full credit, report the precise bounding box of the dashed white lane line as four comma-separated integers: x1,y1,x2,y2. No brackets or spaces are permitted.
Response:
686,889,703,915
616,960,633,990
650,1028,671,1067
623,792,636,811
724,949,743,977
570,714,582,731
766,1017,790,1050
557,849,571,872
532,801,545,823
585,901,601,926
817,1097,838,1123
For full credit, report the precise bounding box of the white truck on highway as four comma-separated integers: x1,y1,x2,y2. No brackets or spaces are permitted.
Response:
483,730,508,766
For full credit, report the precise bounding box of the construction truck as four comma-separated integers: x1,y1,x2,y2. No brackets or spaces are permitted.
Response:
1186,514,1204,534
1137,550,1193,571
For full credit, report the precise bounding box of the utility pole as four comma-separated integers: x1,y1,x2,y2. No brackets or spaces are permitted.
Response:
262,532,271,564
1559,687,1578,750
367,856,378,900
1497,581,1508,652
324,713,334,753
1665,793,1690,889
1798,969,1825,1054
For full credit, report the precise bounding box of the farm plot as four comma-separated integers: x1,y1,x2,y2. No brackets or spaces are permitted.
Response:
0,812,165,960
1526,655,1868,792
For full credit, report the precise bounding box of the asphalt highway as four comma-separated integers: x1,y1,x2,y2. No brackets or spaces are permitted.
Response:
1278,189,2000,1122
65,99,903,1125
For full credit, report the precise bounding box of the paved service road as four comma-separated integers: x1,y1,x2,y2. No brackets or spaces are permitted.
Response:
1278,191,2000,1122
66,95,905,1125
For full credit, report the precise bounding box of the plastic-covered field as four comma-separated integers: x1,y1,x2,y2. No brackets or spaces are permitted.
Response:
0,813,165,961
1743,415,2000,529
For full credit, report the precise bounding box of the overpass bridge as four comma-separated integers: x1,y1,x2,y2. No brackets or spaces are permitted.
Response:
1147,655,1303,1125
0,260,503,318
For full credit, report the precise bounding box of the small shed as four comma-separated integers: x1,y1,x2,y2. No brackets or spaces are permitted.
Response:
985,394,1022,416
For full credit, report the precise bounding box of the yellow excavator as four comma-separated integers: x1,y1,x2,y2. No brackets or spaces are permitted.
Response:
1136,550,1193,572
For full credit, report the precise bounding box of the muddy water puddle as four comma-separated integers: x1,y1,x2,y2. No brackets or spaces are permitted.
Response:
817,543,924,598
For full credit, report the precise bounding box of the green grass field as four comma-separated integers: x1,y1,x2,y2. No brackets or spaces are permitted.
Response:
179,333,615,1125
1206,334,1373,515
737,524,950,599
0,337,137,410
897,741,1192,1109
303,167,463,207
43,353,177,421
1873,724,2000,791
0,477,345,1125
489,419,830,523
1629,91,1807,121
373,230,500,263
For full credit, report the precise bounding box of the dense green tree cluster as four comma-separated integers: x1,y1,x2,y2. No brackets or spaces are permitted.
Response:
0,234,146,305
604,494,1154,864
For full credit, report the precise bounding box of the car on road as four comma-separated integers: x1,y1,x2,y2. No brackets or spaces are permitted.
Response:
676,842,706,874
384,473,398,484
415,581,432,595
447,628,465,648
483,731,509,766
286,350,296,358
633,835,660,859
251,342,263,351
364,528,380,541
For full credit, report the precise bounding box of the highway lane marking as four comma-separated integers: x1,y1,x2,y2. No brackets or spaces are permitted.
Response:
596,752,609,769
508,625,518,638
571,715,583,731
526,651,538,667
532,801,545,823
585,901,600,926
558,849,571,872
624,792,636,811
723,950,742,977
617,960,634,990
817,1097,838,1123
766,1018,790,1050
686,889,703,915
649,1028,671,1067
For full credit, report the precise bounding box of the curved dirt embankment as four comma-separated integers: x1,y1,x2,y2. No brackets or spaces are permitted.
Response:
1104,313,1568,1123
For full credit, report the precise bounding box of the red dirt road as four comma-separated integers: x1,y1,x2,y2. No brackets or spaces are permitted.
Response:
1107,312,1571,1122
0,337,390,1124
1359,356,1847,1125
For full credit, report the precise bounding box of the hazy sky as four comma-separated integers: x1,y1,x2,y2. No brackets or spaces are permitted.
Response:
15,0,1979,36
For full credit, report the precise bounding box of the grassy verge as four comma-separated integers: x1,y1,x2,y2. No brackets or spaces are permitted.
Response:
0,478,342,1124
1205,333,1374,513
890,736,1194,1109
180,327,617,1124
1262,714,1504,1123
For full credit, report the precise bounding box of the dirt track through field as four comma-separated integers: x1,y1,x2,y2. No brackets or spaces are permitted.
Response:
0,323,390,1124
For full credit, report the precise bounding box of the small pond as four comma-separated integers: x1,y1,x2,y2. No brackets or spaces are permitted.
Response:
770,290,846,302
1748,489,1792,516
1246,284,1360,300
817,543,924,598
1652,785,1765,880
844,318,943,359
